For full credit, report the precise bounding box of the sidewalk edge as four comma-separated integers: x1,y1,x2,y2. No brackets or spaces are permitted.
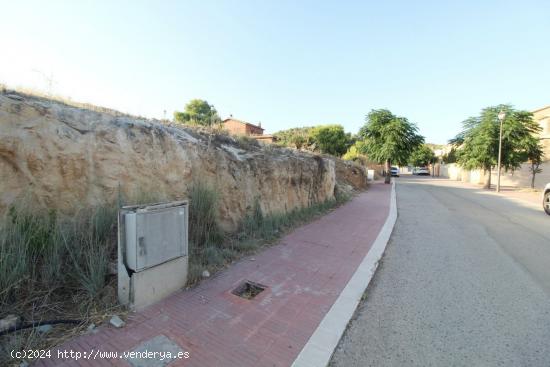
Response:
291,181,397,367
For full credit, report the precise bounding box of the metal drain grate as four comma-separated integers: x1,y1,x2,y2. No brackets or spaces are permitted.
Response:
232,280,266,299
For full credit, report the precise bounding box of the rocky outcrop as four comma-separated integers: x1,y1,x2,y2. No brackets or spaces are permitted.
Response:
0,92,339,231
333,158,368,192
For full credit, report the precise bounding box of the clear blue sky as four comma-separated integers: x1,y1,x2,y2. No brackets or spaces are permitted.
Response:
1,0,549,143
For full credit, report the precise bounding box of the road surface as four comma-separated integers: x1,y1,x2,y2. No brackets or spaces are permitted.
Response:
330,176,550,367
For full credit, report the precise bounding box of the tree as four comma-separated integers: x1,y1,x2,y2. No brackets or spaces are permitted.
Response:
310,125,351,156
343,141,368,162
274,127,314,149
358,109,424,183
442,147,458,164
410,144,436,167
174,99,221,126
526,139,544,189
451,105,541,189
274,125,352,156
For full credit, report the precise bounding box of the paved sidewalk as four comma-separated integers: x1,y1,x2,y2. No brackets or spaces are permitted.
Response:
37,183,391,367
487,186,542,207
413,176,543,208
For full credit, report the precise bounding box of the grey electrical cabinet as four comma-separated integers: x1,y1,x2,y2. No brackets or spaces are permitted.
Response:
118,200,188,310
125,203,187,272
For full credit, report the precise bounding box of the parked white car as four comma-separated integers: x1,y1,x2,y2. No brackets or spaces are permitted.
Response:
544,183,550,215
413,167,430,176
390,167,400,177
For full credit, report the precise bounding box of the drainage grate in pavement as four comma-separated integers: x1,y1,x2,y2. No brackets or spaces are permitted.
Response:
232,280,266,299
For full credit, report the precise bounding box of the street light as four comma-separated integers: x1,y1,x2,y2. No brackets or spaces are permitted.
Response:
496,110,506,193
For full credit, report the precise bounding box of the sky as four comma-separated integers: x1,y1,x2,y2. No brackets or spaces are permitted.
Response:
1,0,549,143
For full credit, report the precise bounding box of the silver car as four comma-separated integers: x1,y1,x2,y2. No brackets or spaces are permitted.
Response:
544,183,550,215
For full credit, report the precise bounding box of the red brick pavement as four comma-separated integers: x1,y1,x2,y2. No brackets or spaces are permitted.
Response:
36,183,391,367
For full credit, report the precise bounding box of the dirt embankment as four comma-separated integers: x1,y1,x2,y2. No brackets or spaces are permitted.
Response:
0,91,365,230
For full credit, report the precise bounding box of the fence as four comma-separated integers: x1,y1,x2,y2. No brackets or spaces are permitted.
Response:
440,162,550,189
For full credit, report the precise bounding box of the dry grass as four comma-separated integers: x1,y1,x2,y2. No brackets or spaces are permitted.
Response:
0,179,351,365
1,85,137,119
0,203,122,366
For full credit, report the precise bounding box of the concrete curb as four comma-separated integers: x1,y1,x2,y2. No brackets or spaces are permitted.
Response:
291,181,397,367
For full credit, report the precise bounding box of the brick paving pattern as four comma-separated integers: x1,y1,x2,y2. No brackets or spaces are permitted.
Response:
36,183,391,367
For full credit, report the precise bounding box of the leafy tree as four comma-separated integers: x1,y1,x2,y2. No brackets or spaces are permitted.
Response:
451,105,541,189
410,144,436,167
274,127,314,149
343,141,368,162
174,99,221,126
310,125,351,156
526,139,544,189
274,125,353,156
358,109,424,183
442,147,458,164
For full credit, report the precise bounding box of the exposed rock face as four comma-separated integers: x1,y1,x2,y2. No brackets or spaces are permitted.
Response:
332,158,367,192
0,92,339,231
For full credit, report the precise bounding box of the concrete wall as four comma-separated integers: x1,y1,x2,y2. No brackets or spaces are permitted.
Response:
440,162,550,189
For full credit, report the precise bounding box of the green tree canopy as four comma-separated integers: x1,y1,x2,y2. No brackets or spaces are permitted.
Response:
274,127,314,149
310,125,351,156
274,125,353,156
174,99,221,126
442,147,458,164
358,109,424,183
342,141,368,162
525,136,545,189
450,104,541,189
410,144,436,167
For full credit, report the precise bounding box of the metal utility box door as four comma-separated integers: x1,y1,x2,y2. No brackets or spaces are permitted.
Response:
125,202,187,272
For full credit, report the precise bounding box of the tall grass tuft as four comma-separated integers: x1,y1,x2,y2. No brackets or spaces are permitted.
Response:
0,204,117,311
63,207,116,300
186,181,225,285
188,181,222,248
238,195,345,244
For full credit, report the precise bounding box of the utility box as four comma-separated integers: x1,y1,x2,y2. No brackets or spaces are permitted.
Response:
118,201,188,310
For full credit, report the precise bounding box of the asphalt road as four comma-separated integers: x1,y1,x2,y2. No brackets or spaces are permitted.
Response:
330,176,550,367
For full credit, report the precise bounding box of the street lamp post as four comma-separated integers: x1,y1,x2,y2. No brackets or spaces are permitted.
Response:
496,110,506,193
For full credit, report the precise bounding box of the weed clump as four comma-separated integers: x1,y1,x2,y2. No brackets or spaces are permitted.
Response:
188,181,222,248
0,205,117,310
186,181,225,284
0,204,119,365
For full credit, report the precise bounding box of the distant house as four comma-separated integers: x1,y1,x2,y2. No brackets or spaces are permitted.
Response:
222,117,276,143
